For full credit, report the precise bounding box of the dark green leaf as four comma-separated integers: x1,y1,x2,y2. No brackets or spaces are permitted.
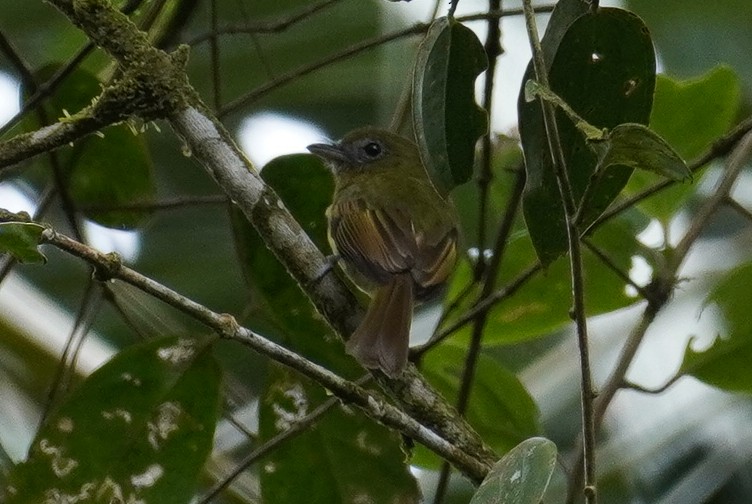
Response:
470,437,557,504
626,65,742,221
417,345,540,464
231,154,357,371
593,123,690,181
259,364,420,504
519,7,655,265
0,222,46,263
6,336,221,504
413,17,488,194
679,262,752,393
27,64,101,125
66,124,155,229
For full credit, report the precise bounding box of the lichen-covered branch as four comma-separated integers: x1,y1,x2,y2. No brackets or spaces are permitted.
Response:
0,214,490,482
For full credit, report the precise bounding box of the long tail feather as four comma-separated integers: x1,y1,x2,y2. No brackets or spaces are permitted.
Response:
345,274,413,377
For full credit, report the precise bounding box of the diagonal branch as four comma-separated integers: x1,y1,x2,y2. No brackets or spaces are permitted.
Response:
43,0,497,472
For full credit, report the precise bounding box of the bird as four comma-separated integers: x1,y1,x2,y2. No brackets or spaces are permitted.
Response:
308,127,458,376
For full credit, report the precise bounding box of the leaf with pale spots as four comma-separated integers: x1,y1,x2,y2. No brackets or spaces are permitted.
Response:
5,336,221,504
259,364,420,503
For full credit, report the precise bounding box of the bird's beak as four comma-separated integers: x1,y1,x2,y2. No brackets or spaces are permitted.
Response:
307,142,349,164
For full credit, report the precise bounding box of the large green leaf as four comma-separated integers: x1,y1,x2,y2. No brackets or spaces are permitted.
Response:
519,7,655,265
626,65,742,221
259,364,420,504
470,437,557,504
413,345,540,468
6,336,221,504
230,153,357,371
412,16,488,194
678,262,752,393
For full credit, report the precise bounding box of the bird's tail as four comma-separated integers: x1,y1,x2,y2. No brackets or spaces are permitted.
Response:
345,273,413,377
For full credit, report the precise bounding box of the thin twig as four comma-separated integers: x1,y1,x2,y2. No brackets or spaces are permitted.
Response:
0,0,145,140
435,3,506,499
200,396,341,503
186,0,344,45
217,23,428,118
210,0,222,110
522,1,597,501
582,238,651,301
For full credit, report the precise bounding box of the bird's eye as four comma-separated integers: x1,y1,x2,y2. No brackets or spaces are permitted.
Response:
362,141,382,158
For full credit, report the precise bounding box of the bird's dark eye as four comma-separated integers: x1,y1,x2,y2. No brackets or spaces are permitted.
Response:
362,141,382,158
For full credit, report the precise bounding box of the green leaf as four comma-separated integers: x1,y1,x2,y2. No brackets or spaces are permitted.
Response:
413,17,488,194
6,336,221,504
626,65,742,221
518,7,655,265
446,208,650,345
417,345,540,465
29,64,102,124
259,365,420,504
593,123,691,181
470,437,557,504
679,261,752,393
230,154,331,352
0,222,46,263
231,154,358,371
651,66,741,161
66,124,155,229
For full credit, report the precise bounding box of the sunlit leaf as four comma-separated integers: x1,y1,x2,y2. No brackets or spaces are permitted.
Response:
679,262,752,393
0,222,46,263
470,437,557,504
413,16,488,194
6,336,221,504
626,65,742,221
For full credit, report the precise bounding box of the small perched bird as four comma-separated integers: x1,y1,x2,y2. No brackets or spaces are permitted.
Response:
308,127,458,377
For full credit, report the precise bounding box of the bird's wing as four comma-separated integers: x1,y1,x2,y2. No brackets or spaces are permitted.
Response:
329,199,415,285
329,199,457,292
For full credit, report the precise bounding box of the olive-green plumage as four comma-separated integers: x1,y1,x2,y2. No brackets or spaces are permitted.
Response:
308,127,458,376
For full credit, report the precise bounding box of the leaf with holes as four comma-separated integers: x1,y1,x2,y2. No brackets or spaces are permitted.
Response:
259,364,420,504
413,16,488,195
518,6,655,265
679,262,752,393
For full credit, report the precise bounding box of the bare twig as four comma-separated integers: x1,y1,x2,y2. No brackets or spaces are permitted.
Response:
522,1,597,501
